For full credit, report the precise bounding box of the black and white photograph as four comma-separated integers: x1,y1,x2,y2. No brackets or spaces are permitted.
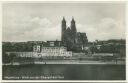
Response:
2,2,126,80
3,82,127,83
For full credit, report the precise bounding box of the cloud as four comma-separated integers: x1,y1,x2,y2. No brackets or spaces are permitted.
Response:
3,16,58,41
3,16,125,42
30,17,52,28
2,3,125,42
20,24,61,41
76,18,125,41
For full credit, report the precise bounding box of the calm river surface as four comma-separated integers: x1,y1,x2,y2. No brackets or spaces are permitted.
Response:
3,64,125,80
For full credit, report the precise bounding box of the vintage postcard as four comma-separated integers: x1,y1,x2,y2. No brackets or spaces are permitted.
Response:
1,1,126,81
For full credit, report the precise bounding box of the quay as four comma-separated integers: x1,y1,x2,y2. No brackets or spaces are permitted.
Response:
3,60,125,65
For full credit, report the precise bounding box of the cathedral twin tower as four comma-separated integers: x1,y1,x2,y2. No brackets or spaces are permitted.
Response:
61,17,88,51
61,17,77,45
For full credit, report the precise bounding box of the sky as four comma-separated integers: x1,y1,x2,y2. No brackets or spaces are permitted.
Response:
2,2,126,42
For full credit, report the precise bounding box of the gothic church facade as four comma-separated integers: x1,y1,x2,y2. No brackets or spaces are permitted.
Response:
61,17,88,52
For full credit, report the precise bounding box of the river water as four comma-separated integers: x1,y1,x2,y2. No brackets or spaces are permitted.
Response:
3,64,125,80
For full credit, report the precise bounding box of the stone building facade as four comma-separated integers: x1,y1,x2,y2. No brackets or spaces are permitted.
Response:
6,44,72,58
61,17,88,52
33,45,72,57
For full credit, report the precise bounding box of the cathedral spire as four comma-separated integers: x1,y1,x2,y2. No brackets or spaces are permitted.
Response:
62,16,66,22
72,16,74,21
61,17,66,44
71,17,77,33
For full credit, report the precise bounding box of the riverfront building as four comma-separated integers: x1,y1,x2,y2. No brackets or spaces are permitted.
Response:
33,45,72,57
6,44,72,58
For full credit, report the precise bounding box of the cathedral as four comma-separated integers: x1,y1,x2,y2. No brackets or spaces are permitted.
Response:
61,17,88,52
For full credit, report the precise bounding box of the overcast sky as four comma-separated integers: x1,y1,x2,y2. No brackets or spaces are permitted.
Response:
2,2,126,42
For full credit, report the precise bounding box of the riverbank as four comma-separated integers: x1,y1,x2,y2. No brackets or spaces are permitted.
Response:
3,60,125,65
34,61,125,65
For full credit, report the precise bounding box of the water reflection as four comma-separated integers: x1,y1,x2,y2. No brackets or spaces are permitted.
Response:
3,64,125,80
